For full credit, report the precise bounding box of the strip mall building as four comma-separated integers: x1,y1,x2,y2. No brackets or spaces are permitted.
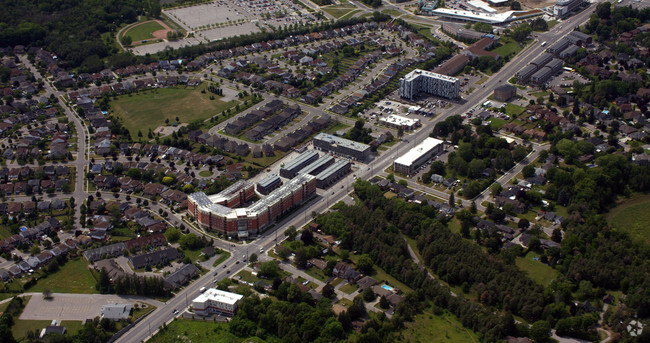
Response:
188,174,316,238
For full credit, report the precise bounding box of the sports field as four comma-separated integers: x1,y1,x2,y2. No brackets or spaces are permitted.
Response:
607,193,650,246
111,83,239,140
124,21,166,42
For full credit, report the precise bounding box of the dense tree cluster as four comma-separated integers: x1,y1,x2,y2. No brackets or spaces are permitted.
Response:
97,267,169,297
344,119,374,144
0,0,160,69
314,182,533,341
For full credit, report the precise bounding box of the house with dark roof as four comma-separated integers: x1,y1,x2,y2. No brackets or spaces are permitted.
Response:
333,262,362,283
128,248,180,270
164,264,199,289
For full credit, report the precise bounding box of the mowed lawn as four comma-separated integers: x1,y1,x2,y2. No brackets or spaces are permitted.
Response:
31,258,98,294
322,6,355,19
493,37,526,58
607,193,650,246
124,21,165,42
515,252,559,287
111,84,239,140
149,319,264,343
402,309,479,343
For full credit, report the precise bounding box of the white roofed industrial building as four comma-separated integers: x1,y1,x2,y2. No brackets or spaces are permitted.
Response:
394,137,444,175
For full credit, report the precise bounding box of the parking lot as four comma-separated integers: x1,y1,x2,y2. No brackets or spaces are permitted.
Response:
547,70,590,88
20,294,159,321
165,0,319,39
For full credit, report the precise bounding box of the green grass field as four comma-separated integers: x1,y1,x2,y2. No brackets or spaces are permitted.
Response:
198,170,213,177
504,103,526,117
322,6,355,19
340,283,358,294
492,37,525,58
607,194,650,245
489,118,508,131
305,267,329,282
30,258,97,294
12,319,51,340
111,84,239,140
149,318,264,343
381,9,403,17
212,252,231,267
402,309,479,343
515,252,559,286
124,21,165,42
340,9,361,20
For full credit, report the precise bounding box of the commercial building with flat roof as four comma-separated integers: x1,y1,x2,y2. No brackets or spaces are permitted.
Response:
313,133,371,161
399,69,460,100
427,8,543,24
493,84,517,101
256,174,282,195
298,155,335,176
188,174,316,238
434,54,470,76
379,114,421,131
193,288,243,316
315,160,351,189
279,150,319,178
394,137,444,174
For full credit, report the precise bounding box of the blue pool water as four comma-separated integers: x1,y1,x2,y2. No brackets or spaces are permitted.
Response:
381,285,393,291
20,226,27,232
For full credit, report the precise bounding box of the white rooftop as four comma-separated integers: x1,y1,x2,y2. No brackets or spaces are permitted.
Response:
430,8,542,24
394,137,444,167
194,288,243,305
468,0,497,13
380,114,420,127
403,69,459,83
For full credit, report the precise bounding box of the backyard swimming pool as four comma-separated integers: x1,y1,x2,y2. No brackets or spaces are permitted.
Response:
381,285,394,291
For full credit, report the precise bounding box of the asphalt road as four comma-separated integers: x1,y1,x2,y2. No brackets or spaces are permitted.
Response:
18,55,89,228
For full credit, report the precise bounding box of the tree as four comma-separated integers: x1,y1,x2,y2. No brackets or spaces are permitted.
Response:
596,1,611,19
122,35,132,46
518,218,530,230
42,288,52,299
522,164,535,178
510,1,521,10
339,249,350,261
379,295,390,309
300,229,313,245
362,287,375,302
449,192,455,208
356,254,374,274
551,228,562,243
259,261,280,279
249,253,258,263
285,226,297,241
30,245,40,256
322,283,335,298
530,320,551,343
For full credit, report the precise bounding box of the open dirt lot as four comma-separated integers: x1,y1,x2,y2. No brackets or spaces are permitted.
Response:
19,294,161,321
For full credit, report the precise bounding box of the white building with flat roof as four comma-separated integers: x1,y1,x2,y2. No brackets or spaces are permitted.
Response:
427,8,543,24
379,114,421,131
394,137,444,175
192,288,244,316
399,69,460,100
